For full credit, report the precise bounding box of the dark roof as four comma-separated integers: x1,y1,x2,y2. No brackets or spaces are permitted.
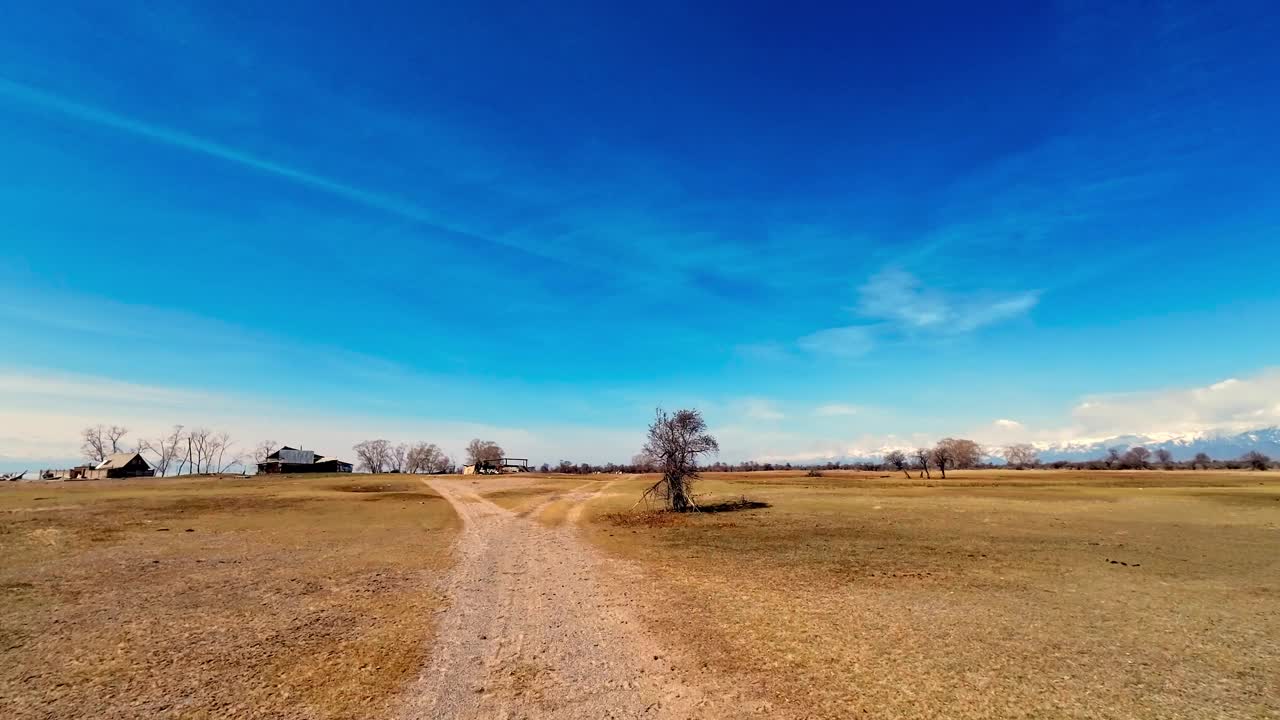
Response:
264,446,299,460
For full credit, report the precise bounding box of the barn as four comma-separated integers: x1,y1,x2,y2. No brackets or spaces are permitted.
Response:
84,452,156,480
258,446,353,474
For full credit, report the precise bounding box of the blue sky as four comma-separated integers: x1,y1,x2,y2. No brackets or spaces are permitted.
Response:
2,1,1279,468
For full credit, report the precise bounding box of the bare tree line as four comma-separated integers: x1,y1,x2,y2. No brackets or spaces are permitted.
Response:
68,423,1278,480
351,439,455,474
79,424,246,476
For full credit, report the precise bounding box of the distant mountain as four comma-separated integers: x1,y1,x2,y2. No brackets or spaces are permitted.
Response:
786,426,1280,466
1032,427,1280,462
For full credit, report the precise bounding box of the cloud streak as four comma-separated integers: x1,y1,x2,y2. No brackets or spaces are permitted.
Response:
814,404,860,417
797,325,876,358
0,76,593,274
857,267,1039,334
793,267,1037,359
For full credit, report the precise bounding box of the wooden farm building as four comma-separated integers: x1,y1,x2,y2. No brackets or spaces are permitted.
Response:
84,452,155,480
257,446,353,474
462,457,529,475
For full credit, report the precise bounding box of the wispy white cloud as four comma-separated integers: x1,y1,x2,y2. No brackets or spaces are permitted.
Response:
792,267,1037,360
856,268,950,329
814,403,860,417
0,371,221,408
740,398,785,421
856,267,1039,334
797,325,876,358
1069,369,1280,437
0,76,611,278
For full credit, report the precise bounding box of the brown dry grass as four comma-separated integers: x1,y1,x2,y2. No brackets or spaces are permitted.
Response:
581,470,1280,719
0,473,459,720
478,474,603,526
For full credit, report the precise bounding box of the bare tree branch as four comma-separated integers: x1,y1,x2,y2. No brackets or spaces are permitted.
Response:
637,408,718,512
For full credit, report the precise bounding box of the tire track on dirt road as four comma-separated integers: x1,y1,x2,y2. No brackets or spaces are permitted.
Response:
396,477,748,719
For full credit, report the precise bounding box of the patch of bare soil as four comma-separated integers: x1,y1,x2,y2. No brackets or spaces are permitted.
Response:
396,478,775,719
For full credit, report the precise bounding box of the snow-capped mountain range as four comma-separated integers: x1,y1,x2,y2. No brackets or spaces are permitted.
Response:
1029,426,1280,462
813,427,1280,464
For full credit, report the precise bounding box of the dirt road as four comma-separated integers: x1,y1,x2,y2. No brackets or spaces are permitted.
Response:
396,477,755,720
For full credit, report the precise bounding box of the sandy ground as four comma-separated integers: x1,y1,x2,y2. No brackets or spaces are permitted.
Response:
396,477,770,720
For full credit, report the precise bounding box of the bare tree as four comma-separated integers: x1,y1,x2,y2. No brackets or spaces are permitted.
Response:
353,439,392,474
913,448,931,479
211,431,240,474
254,440,278,466
884,450,910,478
186,428,215,474
638,408,719,512
390,443,408,473
630,451,657,473
406,442,448,474
930,446,951,479
465,439,505,466
107,425,129,454
1105,447,1123,468
80,425,110,463
138,425,185,477
1121,446,1151,469
1191,452,1212,470
1242,450,1271,471
937,438,982,470
1003,443,1039,469
1154,448,1174,468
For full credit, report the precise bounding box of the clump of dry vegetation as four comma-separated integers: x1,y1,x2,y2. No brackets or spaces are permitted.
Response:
0,474,458,720
582,470,1280,719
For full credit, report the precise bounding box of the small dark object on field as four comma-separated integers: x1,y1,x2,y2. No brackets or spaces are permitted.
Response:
697,497,771,513
1106,558,1140,567
185,528,194,532
805,469,824,477
605,497,768,527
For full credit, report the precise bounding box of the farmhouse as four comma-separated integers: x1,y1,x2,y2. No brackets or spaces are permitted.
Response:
84,452,155,480
258,446,353,474
462,457,530,475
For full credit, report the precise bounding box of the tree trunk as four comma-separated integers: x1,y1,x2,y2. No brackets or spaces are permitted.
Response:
668,473,692,512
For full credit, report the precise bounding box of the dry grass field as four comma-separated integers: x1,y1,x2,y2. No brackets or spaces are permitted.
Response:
578,470,1280,719
3,469,1277,719
0,474,458,720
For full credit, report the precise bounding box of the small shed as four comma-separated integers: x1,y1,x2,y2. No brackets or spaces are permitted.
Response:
313,457,354,473
85,453,155,480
